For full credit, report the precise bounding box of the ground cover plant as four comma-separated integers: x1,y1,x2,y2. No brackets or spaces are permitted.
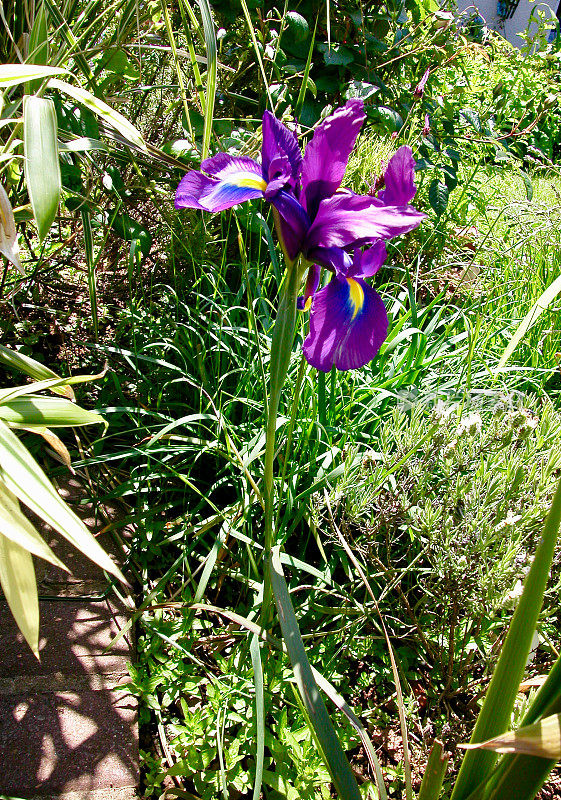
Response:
2,0,561,798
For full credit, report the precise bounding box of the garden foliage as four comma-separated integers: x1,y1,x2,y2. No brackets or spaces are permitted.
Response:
2,0,561,798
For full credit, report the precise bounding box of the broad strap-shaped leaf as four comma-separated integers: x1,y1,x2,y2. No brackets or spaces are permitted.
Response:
9,426,72,470
0,184,23,273
25,3,49,94
250,634,265,800
0,482,68,570
48,79,146,150
0,346,74,399
0,369,107,404
0,395,104,427
0,64,67,87
0,420,126,583
0,532,40,657
419,740,449,800
460,713,561,760
24,96,61,242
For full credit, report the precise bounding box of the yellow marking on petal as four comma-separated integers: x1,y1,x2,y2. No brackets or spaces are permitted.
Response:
304,296,312,312
347,278,364,320
229,172,267,191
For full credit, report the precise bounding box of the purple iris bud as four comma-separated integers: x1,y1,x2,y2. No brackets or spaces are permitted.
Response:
413,68,430,99
175,102,425,372
423,113,431,136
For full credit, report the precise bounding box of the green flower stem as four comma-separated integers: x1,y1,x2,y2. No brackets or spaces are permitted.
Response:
261,256,301,624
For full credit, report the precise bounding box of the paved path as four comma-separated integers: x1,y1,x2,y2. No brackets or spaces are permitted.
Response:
0,479,139,800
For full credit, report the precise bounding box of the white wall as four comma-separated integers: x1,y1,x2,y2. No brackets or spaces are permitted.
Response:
455,0,558,46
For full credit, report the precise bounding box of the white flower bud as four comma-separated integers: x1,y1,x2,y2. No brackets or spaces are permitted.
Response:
0,184,22,274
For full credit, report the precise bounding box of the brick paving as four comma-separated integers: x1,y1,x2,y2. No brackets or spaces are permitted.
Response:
0,479,139,800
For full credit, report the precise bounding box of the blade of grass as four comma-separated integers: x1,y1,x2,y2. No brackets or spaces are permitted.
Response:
239,0,273,110
294,16,317,117
81,207,98,341
495,274,561,372
160,0,194,143
178,0,205,111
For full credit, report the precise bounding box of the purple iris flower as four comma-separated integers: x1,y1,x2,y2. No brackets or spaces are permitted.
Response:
175,101,425,372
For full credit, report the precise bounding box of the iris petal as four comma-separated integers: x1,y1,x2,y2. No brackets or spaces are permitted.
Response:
300,99,366,219
201,153,263,182
262,111,302,189
347,241,387,278
303,276,388,372
175,154,266,212
377,146,418,206
306,246,353,274
270,190,312,260
306,192,425,250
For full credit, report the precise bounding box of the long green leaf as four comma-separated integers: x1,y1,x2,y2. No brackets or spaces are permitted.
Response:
24,96,60,242
461,713,561,760
269,546,362,800
82,207,98,341
159,0,194,142
48,79,146,150
0,64,67,87
295,16,317,117
0,369,105,403
239,0,273,109
465,642,561,799
0,420,126,583
0,395,104,427
0,483,68,570
25,3,50,94
496,274,561,371
0,345,74,399
196,0,217,159
419,740,449,800
0,532,39,657
250,634,265,800
452,478,561,800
